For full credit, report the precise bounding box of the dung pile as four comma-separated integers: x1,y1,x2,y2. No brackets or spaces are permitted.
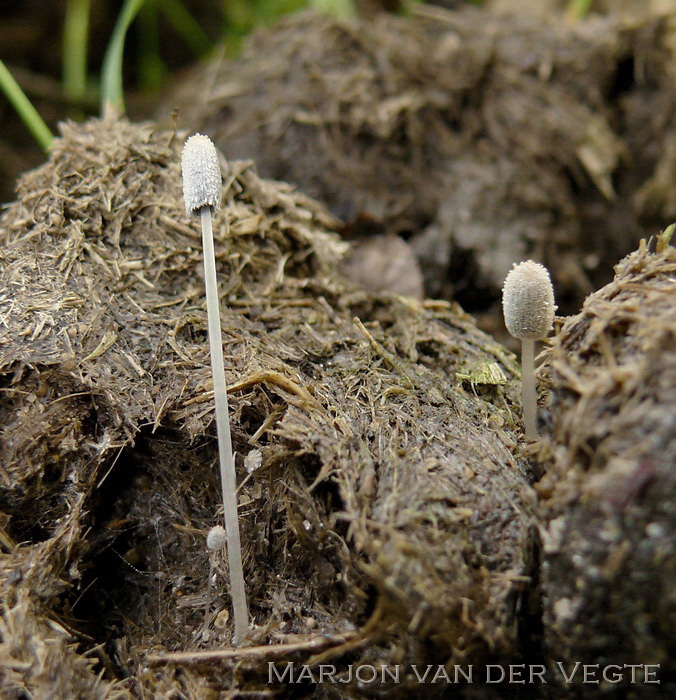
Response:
537,229,675,698
487,0,675,20
0,115,535,697
165,4,675,325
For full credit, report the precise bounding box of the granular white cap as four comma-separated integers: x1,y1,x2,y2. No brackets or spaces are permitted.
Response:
502,260,556,340
181,134,222,215
206,525,227,551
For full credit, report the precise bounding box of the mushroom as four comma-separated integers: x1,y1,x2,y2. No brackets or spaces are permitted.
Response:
182,134,248,645
502,260,556,440
203,525,227,641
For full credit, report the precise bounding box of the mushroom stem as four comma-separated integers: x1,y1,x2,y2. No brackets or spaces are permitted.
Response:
202,557,215,642
521,338,537,440
199,206,248,646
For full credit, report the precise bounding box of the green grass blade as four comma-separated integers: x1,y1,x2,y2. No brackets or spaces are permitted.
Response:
101,0,146,113
160,0,212,57
138,0,166,92
309,0,356,19
63,0,91,103
0,60,54,152
567,0,594,21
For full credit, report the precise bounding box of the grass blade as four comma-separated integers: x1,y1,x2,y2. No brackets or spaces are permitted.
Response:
63,0,92,103
160,0,212,57
0,60,53,152
567,0,594,21
309,0,357,19
101,0,146,113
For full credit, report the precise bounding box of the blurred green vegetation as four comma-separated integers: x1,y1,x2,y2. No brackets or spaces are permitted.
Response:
567,0,594,21
101,0,146,111
2,0,594,147
224,0,317,41
0,59,54,151
1,0,365,146
100,0,360,108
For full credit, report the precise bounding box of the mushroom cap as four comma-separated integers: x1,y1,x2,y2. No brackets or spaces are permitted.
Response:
502,260,556,340
181,134,222,215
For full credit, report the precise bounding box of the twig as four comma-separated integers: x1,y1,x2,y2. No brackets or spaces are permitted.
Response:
146,634,354,665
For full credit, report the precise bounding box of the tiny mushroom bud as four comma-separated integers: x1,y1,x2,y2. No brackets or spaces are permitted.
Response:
502,261,556,440
182,134,248,645
203,524,227,641
206,525,227,552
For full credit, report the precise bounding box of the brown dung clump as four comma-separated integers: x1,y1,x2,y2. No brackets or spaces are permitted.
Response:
165,5,675,322
537,229,675,698
0,115,535,697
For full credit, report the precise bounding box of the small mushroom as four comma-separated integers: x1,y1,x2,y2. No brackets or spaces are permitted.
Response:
203,525,227,641
502,260,556,440
206,524,227,552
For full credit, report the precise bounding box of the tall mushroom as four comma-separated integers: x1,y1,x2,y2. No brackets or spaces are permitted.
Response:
182,134,248,645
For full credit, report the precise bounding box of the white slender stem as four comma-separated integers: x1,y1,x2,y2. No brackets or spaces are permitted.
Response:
202,558,215,642
200,207,248,645
521,338,537,440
